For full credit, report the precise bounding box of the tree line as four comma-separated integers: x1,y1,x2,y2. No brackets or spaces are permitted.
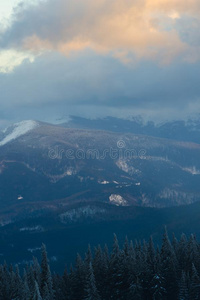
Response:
0,230,200,299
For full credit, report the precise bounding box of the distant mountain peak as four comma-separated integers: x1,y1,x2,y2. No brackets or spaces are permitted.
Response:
0,120,39,146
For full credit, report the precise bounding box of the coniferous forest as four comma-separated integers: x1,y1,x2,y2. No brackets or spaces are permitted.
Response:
1,231,200,299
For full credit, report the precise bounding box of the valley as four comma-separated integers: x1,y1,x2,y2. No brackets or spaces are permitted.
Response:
0,118,200,270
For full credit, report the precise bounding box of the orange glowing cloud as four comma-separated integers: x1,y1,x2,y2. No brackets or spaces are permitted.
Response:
5,0,200,64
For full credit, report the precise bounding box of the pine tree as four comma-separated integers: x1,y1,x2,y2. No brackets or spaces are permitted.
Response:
134,240,145,277
43,282,51,300
127,240,137,297
128,277,143,300
172,233,179,254
93,245,105,294
0,266,4,299
66,266,74,300
187,235,200,273
33,257,41,287
33,281,43,300
85,245,92,267
71,254,86,299
160,228,178,299
120,237,132,299
2,231,200,300
10,269,18,299
40,244,54,300
26,265,36,297
123,236,129,257
13,265,23,299
179,271,189,300
84,262,101,300
2,262,11,300
109,234,124,298
103,244,110,266
151,273,166,300
22,270,31,300
189,264,200,300
147,236,156,267
53,273,66,300
155,246,161,273
142,237,156,298
177,233,188,273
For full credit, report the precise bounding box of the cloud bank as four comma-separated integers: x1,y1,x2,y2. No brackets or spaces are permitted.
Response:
1,51,200,124
0,0,200,125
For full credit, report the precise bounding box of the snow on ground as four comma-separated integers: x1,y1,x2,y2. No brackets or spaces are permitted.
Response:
109,194,128,206
0,120,39,146
182,166,200,175
116,159,141,175
60,206,106,223
98,180,109,184
27,247,41,253
20,225,44,232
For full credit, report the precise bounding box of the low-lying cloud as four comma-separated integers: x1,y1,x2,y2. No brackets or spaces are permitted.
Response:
0,51,200,125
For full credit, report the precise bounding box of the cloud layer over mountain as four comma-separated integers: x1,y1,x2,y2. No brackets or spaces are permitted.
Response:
0,0,200,125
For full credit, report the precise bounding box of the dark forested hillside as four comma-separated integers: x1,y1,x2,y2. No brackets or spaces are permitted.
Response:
1,230,200,299
1,121,200,216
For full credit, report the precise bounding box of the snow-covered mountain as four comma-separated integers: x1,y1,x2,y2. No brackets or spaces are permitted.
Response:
0,120,200,224
0,117,200,269
61,115,200,144
0,120,39,146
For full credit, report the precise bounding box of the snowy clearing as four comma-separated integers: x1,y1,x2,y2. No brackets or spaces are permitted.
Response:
0,120,39,146
109,194,128,206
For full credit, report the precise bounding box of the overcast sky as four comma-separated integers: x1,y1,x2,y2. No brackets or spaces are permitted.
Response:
0,0,200,127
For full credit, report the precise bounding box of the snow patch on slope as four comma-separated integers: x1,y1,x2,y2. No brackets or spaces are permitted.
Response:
116,159,141,175
98,180,109,185
0,120,39,146
20,225,44,232
182,166,200,175
60,206,106,223
109,194,128,206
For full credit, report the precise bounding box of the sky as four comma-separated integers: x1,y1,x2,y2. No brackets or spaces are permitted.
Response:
1,0,200,127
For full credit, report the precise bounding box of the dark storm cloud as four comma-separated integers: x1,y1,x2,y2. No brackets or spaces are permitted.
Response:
0,51,200,125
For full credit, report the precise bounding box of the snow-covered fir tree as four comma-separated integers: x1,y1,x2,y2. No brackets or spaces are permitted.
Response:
0,231,200,299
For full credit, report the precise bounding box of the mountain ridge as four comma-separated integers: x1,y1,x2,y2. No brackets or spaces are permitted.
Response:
59,115,200,144
0,120,200,221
